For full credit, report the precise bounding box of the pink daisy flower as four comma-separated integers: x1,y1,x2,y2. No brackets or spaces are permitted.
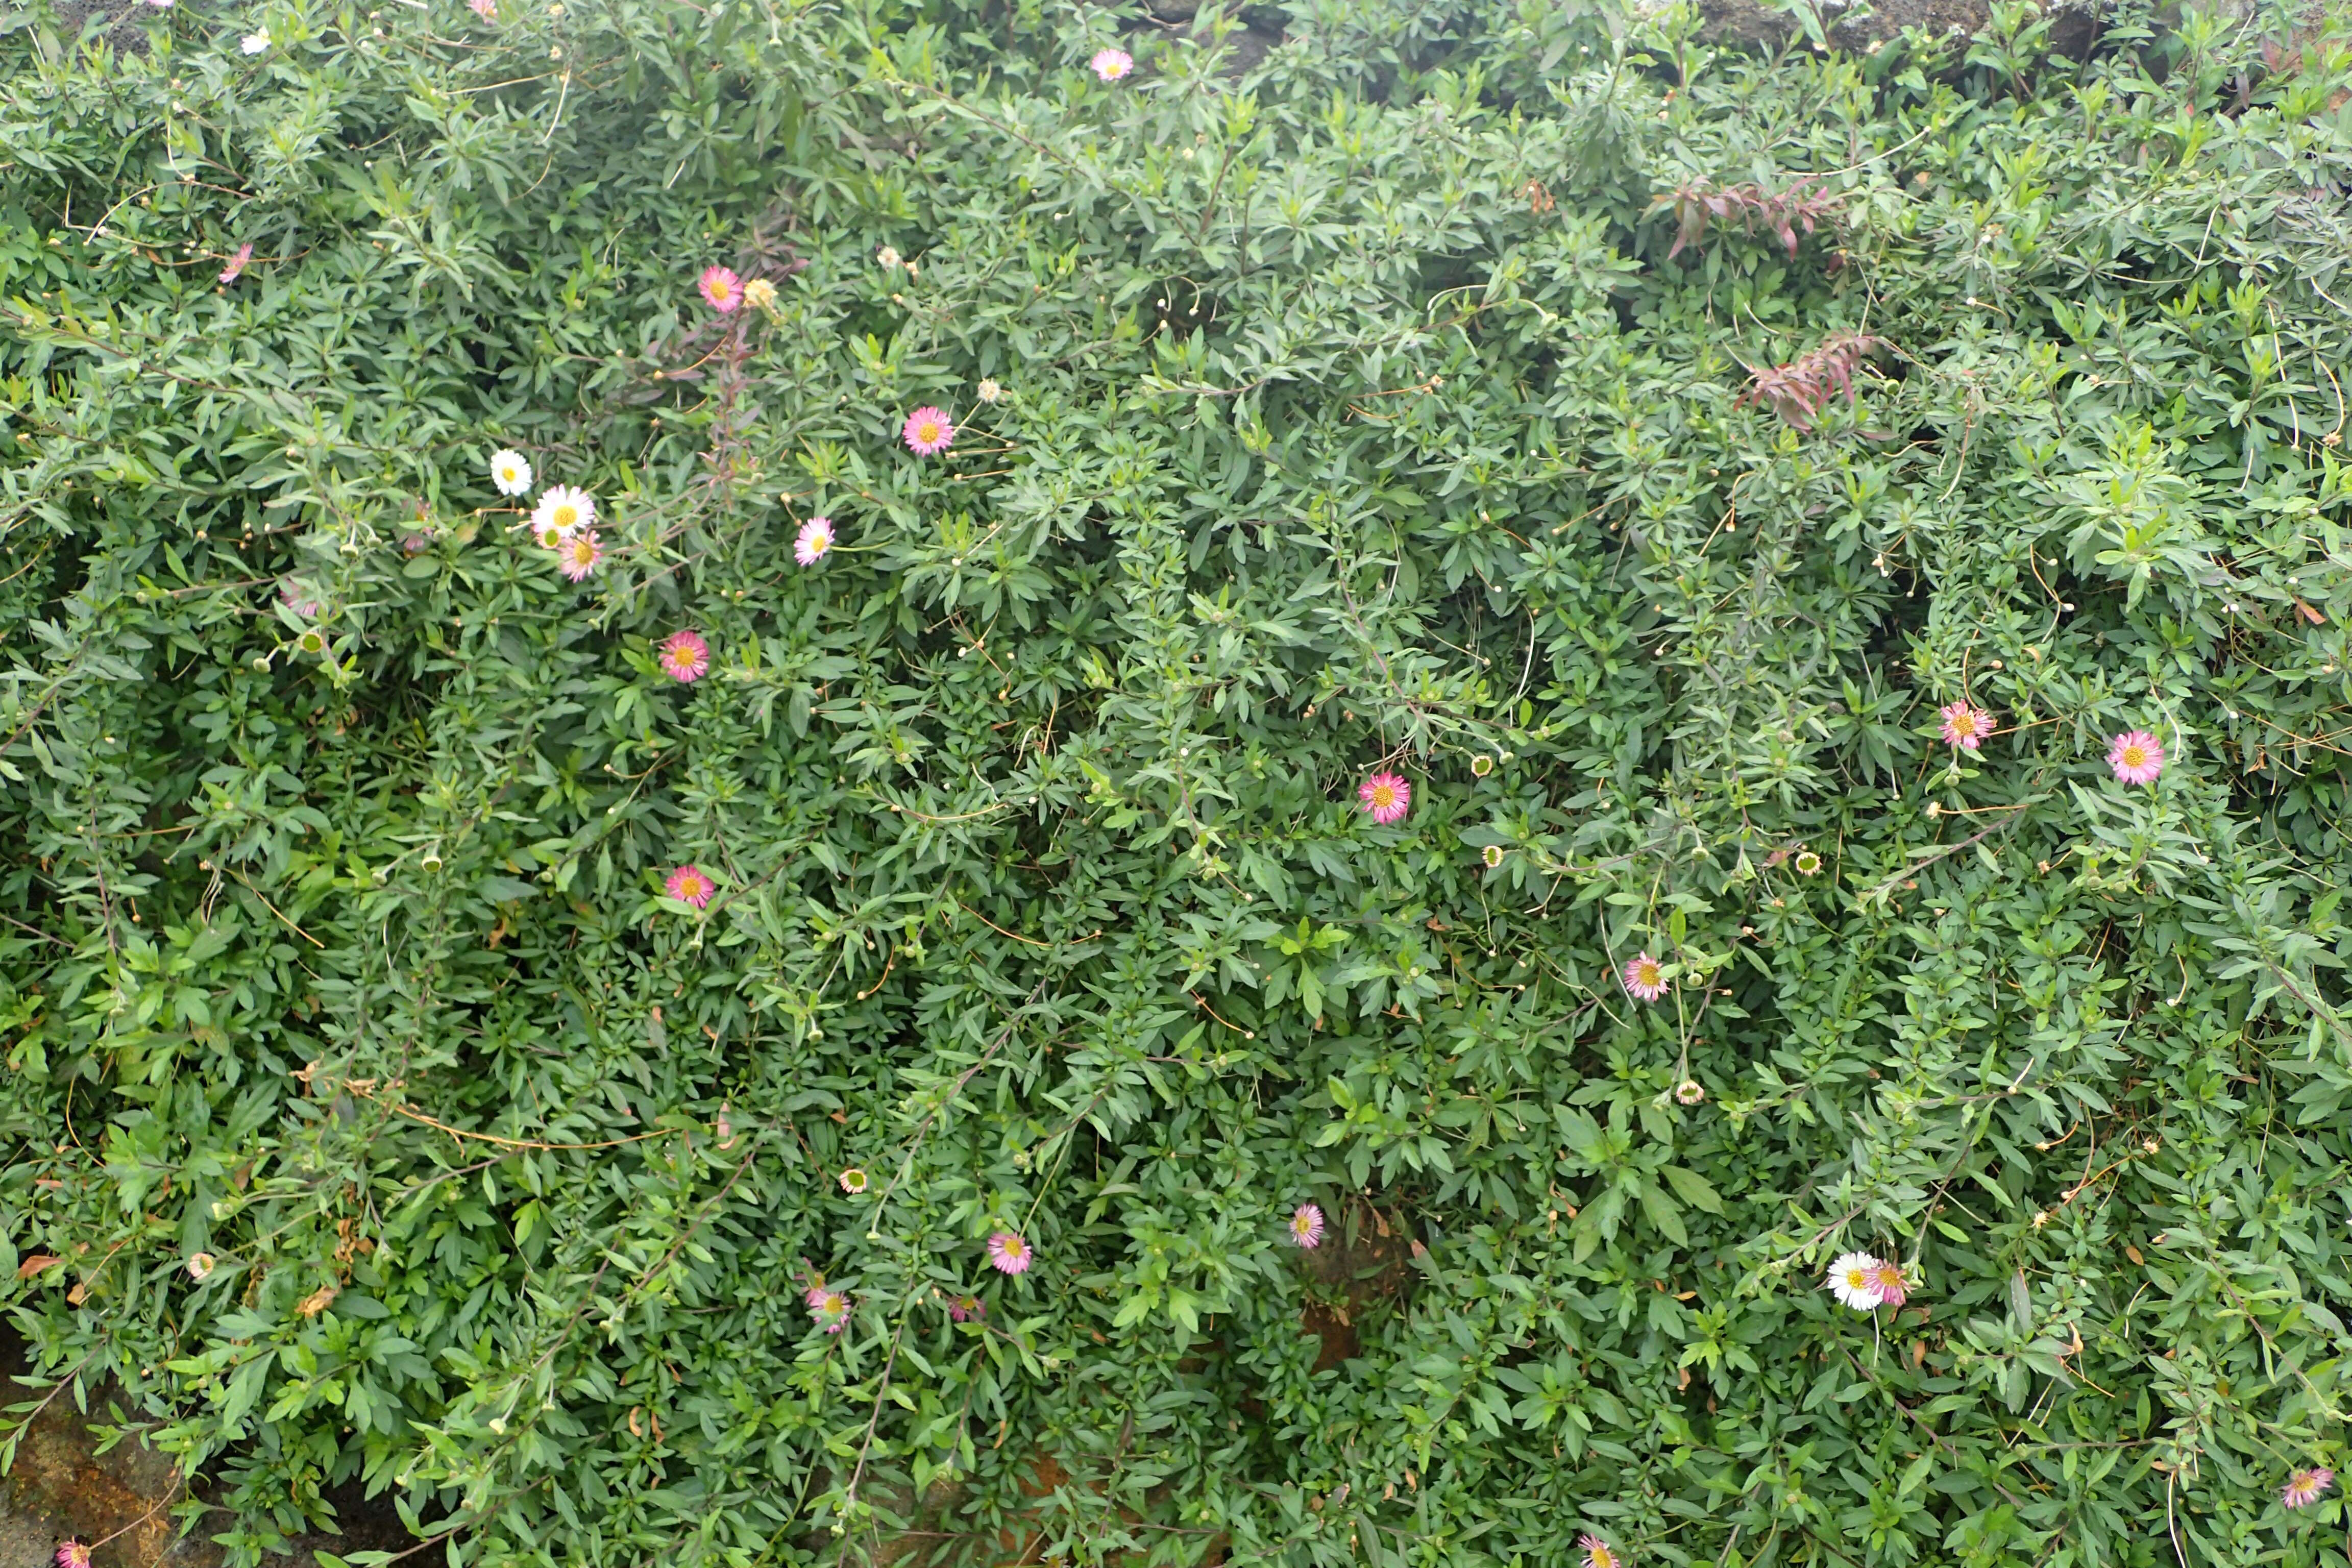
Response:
1938,700,1991,751
1578,1536,1621,1568
278,578,322,618
219,243,252,284
468,0,496,17
658,630,709,683
557,530,602,582
1621,952,1667,1002
805,1285,850,1334
2283,1467,2335,1509
1287,1203,1325,1249
795,516,835,566
1357,772,1410,824
1869,1260,1909,1307
664,865,714,909
1090,46,1133,81
947,1293,985,1322
986,1231,1033,1275
699,265,741,313
901,406,954,456
2108,729,2164,786
55,1546,91,1568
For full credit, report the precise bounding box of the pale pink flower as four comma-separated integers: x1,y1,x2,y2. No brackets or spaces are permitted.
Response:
186,1252,216,1281
947,1293,985,1322
1938,700,1990,751
658,630,709,683
664,865,714,909
1621,952,1667,1002
218,243,252,283
795,516,834,565
2108,729,2164,786
837,1167,868,1194
901,407,954,456
1869,1260,1909,1307
278,578,322,618
986,1231,1033,1275
55,1544,91,1568
699,265,741,313
1090,46,1133,81
1675,1080,1704,1106
1578,1536,1622,1568
805,1285,850,1334
2282,1467,2335,1509
1287,1203,1325,1249
1826,1251,1885,1311
468,0,496,17
556,530,602,582
1357,772,1410,824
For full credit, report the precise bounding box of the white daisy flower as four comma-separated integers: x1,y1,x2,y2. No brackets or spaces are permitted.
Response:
240,29,270,53
489,449,532,497
530,483,595,541
1826,1251,1886,1311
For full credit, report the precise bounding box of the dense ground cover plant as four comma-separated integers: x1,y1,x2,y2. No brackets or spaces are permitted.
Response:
5,0,2352,1562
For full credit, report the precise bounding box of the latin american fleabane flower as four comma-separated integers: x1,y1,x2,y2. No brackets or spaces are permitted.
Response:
986,1231,1034,1275
468,0,496,18
947,1293,985,1322
1470,753,1493,776
557,530,602,581
219,242,253,282
1869,1260,1909,1307
1578,1535,1621,1568
658,630,709,683
976,378,1002,403
489,449,532,496
741,277,778,312
532,484,594,540
875,246,901,270
278,579,322,618
1090,46,1133,80
1675,1079,1704,1106
699,265,741,313
1288,1203,1325,1248
795,517,835,565
240,30,269,52
805,1285,850,1334
838,1167,868,1194
1481,844,1505,868
664,865,714,909
55,1545,91,1568
1357,772,1409,824
2109,729,2164,785
1622,952,1667,1002
1794,849,1823,875
2282,1467,2335,1509
902,407,954,456
1827,1251,1885,1310
1938,700,1991,750
186,1252,216,1281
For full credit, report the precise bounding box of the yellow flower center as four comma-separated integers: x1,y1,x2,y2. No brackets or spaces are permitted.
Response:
1953,712,1977,736
1845,1267,1871,1289
552,504,577,530
2122,744,2146,767
1371,784,1394,807
809,533,829,555
1636,962,1659,985
919,421,941,443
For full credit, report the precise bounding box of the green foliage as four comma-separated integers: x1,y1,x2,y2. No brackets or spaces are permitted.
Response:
6,0,2352,1564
